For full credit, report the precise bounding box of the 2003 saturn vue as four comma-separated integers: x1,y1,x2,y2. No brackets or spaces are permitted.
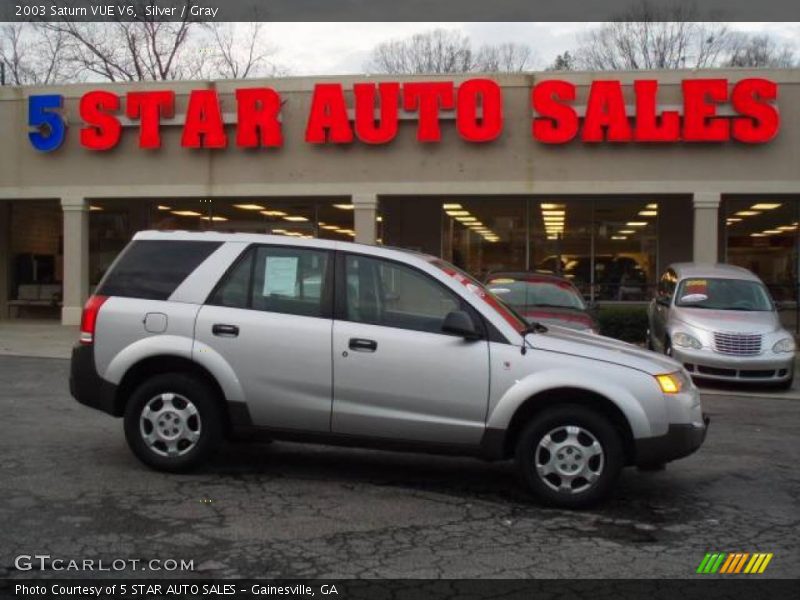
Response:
71,231,708,507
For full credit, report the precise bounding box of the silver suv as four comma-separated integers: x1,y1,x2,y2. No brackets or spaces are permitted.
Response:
71,231,708,508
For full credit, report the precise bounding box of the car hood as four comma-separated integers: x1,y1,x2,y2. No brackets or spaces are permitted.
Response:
671,307,781,334
528,325,681,376
522,307,595,331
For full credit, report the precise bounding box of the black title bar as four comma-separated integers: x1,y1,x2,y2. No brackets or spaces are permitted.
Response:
2,0,800,22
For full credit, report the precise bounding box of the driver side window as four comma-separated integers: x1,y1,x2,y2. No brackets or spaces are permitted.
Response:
343,254,461,334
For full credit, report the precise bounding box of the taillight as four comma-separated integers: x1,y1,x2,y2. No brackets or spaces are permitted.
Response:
79,295,108,345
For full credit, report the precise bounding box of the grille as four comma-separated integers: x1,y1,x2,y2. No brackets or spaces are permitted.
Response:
713,332,762,356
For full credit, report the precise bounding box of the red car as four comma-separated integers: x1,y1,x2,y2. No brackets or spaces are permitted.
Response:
485,272,599,334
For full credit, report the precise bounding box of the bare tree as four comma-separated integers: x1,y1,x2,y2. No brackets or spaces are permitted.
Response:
726,34,796,68
0,23,73,84
187,22,283,80
574,1,735,70
475,42,534,73
366,29,475,74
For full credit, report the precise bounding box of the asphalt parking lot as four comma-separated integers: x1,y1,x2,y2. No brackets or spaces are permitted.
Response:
0,356,798,579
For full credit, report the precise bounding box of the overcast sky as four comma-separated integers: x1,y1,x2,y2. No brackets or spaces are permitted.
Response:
260,22,800,75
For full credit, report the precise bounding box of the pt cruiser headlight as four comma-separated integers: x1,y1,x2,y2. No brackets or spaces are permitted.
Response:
655,371,690,394
772,337,796,353
672,332,702,350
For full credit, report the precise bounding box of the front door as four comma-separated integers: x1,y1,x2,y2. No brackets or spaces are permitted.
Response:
194,244,334,432
331,253,490,446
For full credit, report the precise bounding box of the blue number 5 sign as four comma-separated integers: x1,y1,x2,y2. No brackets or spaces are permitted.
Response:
29,95,67,152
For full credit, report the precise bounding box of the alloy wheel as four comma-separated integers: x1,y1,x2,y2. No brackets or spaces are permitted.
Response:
139,392,202,458
534,425,605,494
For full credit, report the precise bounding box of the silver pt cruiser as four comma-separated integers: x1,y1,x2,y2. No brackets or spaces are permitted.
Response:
71,231,708,508
648,263,796,389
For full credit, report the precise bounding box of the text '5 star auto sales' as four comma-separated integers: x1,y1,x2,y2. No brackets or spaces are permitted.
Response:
28,77,779,153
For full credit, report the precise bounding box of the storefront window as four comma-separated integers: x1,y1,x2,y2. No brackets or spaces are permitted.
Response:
723,196,799,330
88,198,354,285
385,196,669,303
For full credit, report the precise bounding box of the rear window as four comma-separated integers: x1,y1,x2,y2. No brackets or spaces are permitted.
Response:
97,240,222,300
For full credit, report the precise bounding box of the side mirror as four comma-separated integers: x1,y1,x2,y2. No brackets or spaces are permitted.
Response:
442,310,482,340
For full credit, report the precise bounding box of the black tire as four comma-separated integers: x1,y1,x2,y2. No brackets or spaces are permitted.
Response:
515,404,624,508
124,373,223,472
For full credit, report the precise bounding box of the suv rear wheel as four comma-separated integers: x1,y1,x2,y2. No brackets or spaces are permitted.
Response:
515,404,624,508
124,373,223,472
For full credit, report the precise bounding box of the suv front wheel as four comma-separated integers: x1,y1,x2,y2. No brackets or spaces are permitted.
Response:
124,373,223,472
516,405,624,508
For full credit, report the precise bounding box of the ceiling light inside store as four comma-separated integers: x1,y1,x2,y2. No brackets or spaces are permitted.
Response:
736,211,760,216
157,205,171,211
283,216,309,222
619,230,635,234
376,216,383,222
750,233,767,237
233,204,265,211
456,217,477,222
763,230,782,234
627,222,648,227
171,210,202,217
334,204,354,210
89,205,103,211
321,225,339,231
751,203,782,210
201,216,228,221
638,210,657,216
547,235,558,240
726,218,742,223
777,225,797,231
260,210,287,217
646,203,657,209
540,204,564,210
541,210,565,216
446,210,470,216
271,229,288,234
442,204,462,210
611,236,627,240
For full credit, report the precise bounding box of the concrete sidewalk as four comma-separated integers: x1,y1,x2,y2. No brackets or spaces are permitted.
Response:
0,319,78,359
0,319,798,399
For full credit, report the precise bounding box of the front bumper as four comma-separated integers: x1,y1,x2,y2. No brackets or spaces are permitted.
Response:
634,415,709,466
70,344,119,416
671,346,794,383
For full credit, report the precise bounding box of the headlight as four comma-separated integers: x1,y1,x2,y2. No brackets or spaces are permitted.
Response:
772,337,796,353
672,332,702,350
655,371,689,394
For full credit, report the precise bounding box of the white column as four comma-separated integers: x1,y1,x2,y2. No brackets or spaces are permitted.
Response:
0,202,9,319
693,192,721,264
353,193,378,245
61,196,90,326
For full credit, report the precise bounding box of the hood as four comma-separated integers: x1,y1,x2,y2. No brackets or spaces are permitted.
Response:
523,307,595,331
528,325,681,376
671,307,780,334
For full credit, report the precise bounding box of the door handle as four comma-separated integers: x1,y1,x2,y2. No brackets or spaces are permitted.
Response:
212,324,239,337
349,338,377,352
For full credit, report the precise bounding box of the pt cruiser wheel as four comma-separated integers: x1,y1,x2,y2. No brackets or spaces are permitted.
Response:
124,373,222,472
516,405,623,508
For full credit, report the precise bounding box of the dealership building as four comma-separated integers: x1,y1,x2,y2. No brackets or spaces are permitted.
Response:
0,67,799,326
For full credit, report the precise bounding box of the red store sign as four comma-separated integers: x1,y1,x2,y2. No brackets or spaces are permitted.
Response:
27,77,779,153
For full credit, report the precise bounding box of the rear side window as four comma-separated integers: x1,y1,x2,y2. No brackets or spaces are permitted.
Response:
208,245,331,318
97,240,221,301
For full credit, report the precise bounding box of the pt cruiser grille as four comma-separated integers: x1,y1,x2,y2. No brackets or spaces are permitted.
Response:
713,332,762,356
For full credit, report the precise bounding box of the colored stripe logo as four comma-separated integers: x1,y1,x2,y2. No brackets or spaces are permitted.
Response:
696,552,773,574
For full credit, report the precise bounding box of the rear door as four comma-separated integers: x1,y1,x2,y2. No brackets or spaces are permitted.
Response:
194,244,334,431
331,252,490,446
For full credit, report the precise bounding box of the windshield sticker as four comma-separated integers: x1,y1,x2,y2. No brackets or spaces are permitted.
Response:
684,279,708,295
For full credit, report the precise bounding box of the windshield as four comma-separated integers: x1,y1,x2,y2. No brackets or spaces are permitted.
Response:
675,278,774,311
486,277,586,310
429,259,528,332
